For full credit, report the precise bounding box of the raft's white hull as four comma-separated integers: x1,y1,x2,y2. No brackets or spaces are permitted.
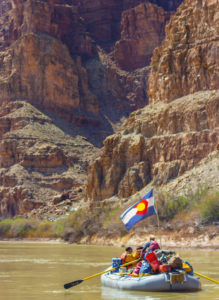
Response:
101,270,201,292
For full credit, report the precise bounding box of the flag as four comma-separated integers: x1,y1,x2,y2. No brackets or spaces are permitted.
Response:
120,189,157,230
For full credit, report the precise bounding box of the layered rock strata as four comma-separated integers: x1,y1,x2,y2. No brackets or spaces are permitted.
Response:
72,0,183,50
148,0,219,103
0,0,103,137
87,0,219,202
114,2,170,70
0,0,184,135
87,90,219,201
0,101,98,217
0,0,183,217
0,33,101,124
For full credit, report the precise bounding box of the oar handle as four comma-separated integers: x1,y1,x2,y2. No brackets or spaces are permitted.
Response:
83,258,140,281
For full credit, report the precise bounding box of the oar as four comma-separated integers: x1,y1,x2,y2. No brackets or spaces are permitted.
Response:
194,271,219,284
183,261,219,285
64,258,140,289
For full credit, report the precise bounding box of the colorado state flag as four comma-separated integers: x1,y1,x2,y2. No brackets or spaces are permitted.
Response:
120,189,156,230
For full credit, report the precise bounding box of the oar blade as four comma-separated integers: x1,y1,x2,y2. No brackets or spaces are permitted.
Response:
64,279,83,289
64,258,140,290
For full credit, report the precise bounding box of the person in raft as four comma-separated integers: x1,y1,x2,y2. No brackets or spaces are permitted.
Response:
120,247,134,269
132,246,144,267
120,246,143,270
131,236,160,275
142,235,160,252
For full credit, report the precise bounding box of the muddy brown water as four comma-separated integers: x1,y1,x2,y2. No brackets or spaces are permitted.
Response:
0,242,218,300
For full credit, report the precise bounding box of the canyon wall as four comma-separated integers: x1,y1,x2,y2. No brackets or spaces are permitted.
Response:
87,90,219,201
148,0,219,103
0,0,183,217
71,0,182,49
87,0,219,202
0,0,182,137
114,2,170,70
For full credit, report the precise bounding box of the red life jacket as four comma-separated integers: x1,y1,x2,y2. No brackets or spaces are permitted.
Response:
145,252,160,271
120,252,127,264
159,264,171,273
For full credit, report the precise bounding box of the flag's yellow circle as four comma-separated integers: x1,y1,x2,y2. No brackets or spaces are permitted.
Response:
137,202,145,212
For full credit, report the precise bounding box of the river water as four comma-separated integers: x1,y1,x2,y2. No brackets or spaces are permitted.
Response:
0,242,218,300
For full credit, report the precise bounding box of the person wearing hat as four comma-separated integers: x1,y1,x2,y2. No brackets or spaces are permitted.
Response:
142,235,160,252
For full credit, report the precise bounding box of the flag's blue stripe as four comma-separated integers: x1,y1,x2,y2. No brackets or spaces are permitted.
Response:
124,206,157,230
145,189,153,199
120,189,153,220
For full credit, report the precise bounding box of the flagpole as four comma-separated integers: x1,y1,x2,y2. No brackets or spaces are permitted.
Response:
154,188,162,249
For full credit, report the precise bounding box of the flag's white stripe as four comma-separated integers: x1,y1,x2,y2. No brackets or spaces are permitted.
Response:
122,208,137,224
147,196,154,207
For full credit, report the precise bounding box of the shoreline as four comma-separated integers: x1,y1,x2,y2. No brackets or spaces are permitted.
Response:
0,236,218,250
0,223,218,250
0,238,64,244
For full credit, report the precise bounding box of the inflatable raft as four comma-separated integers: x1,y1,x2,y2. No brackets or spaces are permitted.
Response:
101,268,201,292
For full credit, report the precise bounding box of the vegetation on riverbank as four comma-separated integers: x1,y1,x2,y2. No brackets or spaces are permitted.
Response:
0,187,218,242
156,186,219,222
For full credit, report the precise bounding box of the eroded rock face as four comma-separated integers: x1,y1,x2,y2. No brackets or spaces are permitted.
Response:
148,0,219,103
7,0,96,57
0,33,105,128
0,0,13,49
0,0,148,144
0,0,184,217
0,101,99,217
71,0,183,50
114,2,170,70
85,0,218,203
0,0,184,138
87,90,219,201
0,0,103,136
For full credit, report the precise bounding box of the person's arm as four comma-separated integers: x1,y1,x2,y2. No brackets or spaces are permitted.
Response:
142,241,150,252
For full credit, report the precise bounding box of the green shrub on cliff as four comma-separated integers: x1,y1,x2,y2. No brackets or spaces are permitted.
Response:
156,185,210,221
201,192,219,223
9,218,36,237
0,218,38,238
0,218,56,238
0,219,13,236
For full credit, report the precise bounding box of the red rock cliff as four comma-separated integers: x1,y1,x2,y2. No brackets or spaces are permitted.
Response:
87,90,219,201
87,0,219,202
0,0,183,217
0,0,183,142
114,2,170,70
148,0,219,103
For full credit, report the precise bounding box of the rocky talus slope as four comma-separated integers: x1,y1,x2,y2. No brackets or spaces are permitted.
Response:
0,100,99,217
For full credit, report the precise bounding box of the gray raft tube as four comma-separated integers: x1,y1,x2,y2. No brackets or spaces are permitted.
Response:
101,271,201,292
